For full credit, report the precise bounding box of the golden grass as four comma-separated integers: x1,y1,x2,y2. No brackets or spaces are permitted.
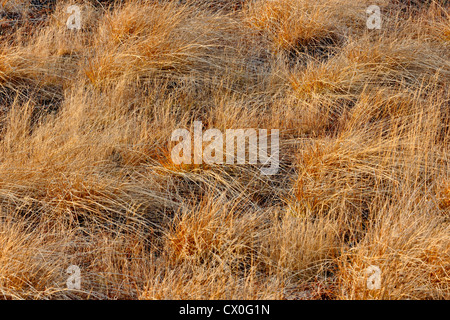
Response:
0,0,448,299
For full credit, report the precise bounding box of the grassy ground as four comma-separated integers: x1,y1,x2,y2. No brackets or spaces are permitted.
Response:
0,0,448,299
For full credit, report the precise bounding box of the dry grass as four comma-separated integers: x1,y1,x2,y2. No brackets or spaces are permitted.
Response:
0,0,448,299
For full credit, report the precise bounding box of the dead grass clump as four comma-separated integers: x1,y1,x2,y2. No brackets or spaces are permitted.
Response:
165,194,265,268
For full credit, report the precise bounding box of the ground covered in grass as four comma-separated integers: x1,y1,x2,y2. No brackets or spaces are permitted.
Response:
0,0,448,299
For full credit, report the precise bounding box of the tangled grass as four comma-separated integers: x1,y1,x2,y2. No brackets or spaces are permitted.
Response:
0,0,448,299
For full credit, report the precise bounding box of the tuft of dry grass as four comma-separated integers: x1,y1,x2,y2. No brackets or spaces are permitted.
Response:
0,0,448,300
